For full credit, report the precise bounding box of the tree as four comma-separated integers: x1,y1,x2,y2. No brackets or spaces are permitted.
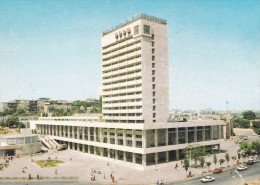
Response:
18,122,26,129
225,153,230,166
199,156,205,174
233,118,250,128
252,141,260,158
242,153,247,162
5,116,19,128
240,141,252,155
219,159,225,166
183,146,207,167
213,154,217,168
242,111,256,120
183,157,190,177
206,162,211,170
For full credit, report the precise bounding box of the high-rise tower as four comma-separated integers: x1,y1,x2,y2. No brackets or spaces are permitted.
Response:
102,14,169,124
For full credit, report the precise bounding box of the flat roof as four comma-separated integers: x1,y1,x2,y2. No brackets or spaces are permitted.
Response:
103,13,167,35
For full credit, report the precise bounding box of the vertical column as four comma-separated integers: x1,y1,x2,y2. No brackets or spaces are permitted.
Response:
194,127,197,142
115,129,118,145
142,154,146,166
210,126,213,140
107,128,110,144
88,127,91,141
176,150,179,160
185,127,188,143
165,129,168,146
218,144,220,153
101,148,104,156
94,146,97,155
155,153,158,165
142,130,146,148
218,125,222,139
210,145,213,154
100,128,103,143
176,128,179,144
77,127,80,139
82,127,85,140
83,144,86,153
59,125,62,137
77,143,80,151
155,129,158,147
166,151,169,162
68,126,70,138
123,129,126,146
108,149,111,158
72,142,75,150
72,126,75,139
123,151,126,161
94,128,96,142
133,153,136,164
63,126,66,138
132,130,136,147
202,126,205,141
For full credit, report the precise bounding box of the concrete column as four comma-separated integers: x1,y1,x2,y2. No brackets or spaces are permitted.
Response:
210,145,213,154
142,154,146,166
101,148,104,156
142,130,146,148
165,129,168,146
77,127,80,139
94,128,96,142
115,129,118,145
176,128,179,144
88,127,90,141
155,129,158,147
77,143,80,151
133,153,136,164
107,129,110,144
63,126,66,137
176,150,179,160
185,127,188,143
123,129,126,146
108,149,111,158
194,127,197,142
218,125,222,139
123,151,126,161
83,144,86,153
115,150,118,160
166,151,169,162
155,153,158,164
210,126,213,140
132,130,136,147
94,146,97,155
72,142,75,150
59,125,62,137
82,127,85,140
72,126,75,139
100,128,103,143
67,126,70,138
202,126,205,141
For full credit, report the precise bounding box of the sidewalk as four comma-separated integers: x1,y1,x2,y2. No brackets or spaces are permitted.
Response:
0,140,241,184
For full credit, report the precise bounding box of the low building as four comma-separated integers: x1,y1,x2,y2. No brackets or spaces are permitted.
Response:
30,116,225,169
0,134,41,156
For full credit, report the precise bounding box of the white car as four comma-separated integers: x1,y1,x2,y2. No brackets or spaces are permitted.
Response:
201,176,215,183
236,165,247,171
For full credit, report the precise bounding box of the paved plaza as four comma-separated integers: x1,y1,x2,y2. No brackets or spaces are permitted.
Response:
0,138,258,184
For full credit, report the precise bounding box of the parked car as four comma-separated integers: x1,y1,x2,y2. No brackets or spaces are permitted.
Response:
247,160,254,165
236,165,247,171
251,133,257,136
201,176,215,183
213,168,223,174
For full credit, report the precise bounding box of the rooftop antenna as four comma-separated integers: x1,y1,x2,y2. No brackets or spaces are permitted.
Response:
226,101,229,112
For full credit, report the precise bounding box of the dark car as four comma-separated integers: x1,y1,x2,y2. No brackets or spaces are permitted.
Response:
247,160,254,165
213,168,223,174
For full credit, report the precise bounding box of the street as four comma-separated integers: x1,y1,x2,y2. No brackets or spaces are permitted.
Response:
173,162,260,185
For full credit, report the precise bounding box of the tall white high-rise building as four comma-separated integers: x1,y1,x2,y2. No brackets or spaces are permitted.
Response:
102,14,168,124
30,14,226,169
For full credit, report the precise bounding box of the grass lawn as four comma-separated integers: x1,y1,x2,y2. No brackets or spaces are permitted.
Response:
35,160,64,168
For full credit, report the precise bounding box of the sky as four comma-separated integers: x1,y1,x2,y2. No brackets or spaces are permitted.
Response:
0,0,260,111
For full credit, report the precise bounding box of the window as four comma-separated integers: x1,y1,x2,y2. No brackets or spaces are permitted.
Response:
152,84,155,89
153,106,156,111
153,120,156,123
152,70,155,75
152,34,155,39
153,98,156,104
152,56,155,61
153,113,156,118
134,25,139,35
153,92,156,96
152,77,155,82
152,48,155,54
152,63,155,68
144,25,150,34
152,41,154,47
